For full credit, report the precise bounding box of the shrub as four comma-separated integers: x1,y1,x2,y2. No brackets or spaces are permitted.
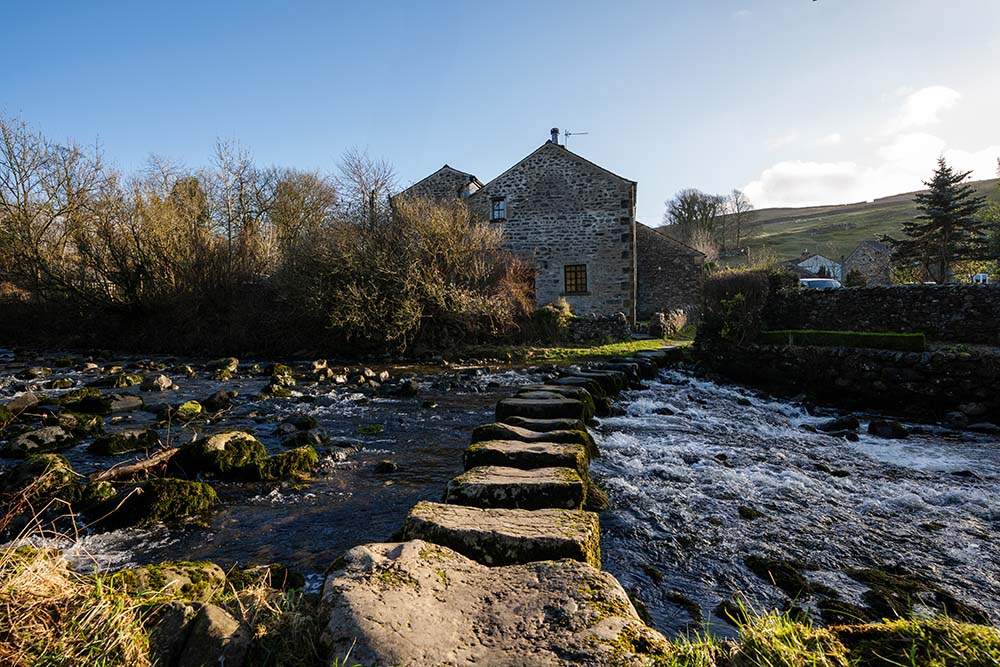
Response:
760,330,927,352
531,298,574,343
700,265,796,346
843,269,867,288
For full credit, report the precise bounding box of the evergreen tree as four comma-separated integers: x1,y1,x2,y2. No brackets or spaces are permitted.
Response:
890,157,987,283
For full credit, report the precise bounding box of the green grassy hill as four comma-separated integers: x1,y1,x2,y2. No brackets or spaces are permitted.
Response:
742,178,1000,261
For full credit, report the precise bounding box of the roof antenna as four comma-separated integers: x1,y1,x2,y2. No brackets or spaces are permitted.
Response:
564,130,589,148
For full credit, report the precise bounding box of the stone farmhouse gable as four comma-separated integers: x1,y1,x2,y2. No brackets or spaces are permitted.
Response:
844,239,892,286
399,133,704,323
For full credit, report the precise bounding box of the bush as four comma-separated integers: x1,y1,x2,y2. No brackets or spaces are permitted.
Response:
530,298,574,343
699,265,797,346
760,329,927,352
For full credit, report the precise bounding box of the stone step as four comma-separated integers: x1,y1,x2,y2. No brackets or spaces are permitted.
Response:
402,501,600,567
444,466,585,510
495,397,588,422
322,540,667,666
464,440,589,478
514,391,595,420
499,415,588,433
516,385,596,418
471,422,597,458
551,375,606,399
561,370,627,395
595,362,641,385
609,356,659,380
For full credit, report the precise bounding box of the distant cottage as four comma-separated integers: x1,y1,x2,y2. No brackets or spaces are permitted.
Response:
398,129,704,323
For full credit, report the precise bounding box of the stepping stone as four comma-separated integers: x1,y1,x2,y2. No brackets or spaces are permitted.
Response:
596,362,641,385
402,501,601,567
552,375,606,398
495,397,587,422
471,422,597,458
610,356,658,379
515,388,595,419
499,416,588,432
464,440,589,478
445,466,585,510
635,348,671,364
562,370,627,395
322,540,667,667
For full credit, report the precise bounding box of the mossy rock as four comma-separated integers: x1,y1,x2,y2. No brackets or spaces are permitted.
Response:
50,387,103,407
89,428,161,455
205,357,239,373
356,424,384,435
88,478,218,529
112,373,144,388
836,617,1000,667
266,363,296,388
211,368,232,381
56,412,105,437
46,377,76,390
226,563,306,591
261,383,292,398
745,555,812,598
167,431,267,480
258,446,318,480
113,561,226,602
159,400,203,423
81,480,117,506
0,404,15,428
0,453,77,497
4,425,77,457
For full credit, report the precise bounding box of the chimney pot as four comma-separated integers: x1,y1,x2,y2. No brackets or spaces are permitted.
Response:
550,127,560,145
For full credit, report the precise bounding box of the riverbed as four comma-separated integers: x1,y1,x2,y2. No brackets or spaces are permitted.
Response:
2,351,998,637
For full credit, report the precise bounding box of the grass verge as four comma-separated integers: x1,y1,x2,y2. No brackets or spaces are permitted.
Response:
455,338,682,363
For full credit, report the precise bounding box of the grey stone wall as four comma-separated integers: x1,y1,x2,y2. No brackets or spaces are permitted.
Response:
469,142,637,321
700,343,1000,421
564,313,632,343
764,285,1000,345
635,224,704,319
401,166,478,201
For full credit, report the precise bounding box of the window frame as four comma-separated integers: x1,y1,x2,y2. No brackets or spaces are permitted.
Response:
563,264,588,295
490,196,507,222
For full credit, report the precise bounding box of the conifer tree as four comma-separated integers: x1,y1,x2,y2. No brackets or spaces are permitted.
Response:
890,157,987,283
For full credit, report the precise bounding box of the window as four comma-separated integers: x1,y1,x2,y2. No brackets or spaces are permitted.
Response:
490,196,506,221
564,264,588,294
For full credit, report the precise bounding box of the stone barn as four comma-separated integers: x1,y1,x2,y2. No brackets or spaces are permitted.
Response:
399,129,704,324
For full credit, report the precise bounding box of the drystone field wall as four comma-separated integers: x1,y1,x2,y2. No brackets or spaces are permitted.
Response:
763,284,1000,345
320,347,681,666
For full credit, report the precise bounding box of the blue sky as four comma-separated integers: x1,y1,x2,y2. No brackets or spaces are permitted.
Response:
5,1,999,221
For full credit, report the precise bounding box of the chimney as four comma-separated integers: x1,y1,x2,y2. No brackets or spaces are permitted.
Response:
550,127,560,145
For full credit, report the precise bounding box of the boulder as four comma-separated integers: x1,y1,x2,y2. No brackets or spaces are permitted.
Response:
4,425,76,457
114,561,226,601
6,391,43,415
148,601,198,667
471,422,597,458
868,419,910,439
69,392,143,415
19,366,52,380
141,374,174,392
89,428,161,455
0,453,76,497
321,540,669,667
465,441,589,478
815,416,860,432
201,390,235,413
403,501,600,567
495,397,588,422
87,478,217,529
55,411,104,437
257,446,318,480
167,431,267,480
205,357,239,374
175,603,251,667
445,466,585,510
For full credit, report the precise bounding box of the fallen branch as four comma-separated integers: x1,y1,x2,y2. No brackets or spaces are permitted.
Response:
89,447,179,483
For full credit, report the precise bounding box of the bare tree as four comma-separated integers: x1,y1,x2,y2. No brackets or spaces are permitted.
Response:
661,188,725,252
336,147,396,228
727,189,756,253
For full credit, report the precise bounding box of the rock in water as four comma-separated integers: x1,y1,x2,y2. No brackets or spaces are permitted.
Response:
403,501,601,567
868,419,910,439
322,540,669,666
464,441,589,479
141,374,173,392
444,466,585,510
4,425,76,457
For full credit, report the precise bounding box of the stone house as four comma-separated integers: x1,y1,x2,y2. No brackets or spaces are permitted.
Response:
843,239,893,286
399,129,703,323
789,253,842,280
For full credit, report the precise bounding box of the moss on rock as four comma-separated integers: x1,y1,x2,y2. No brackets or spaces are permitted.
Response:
0,453,77,497
258,446,318,480
88,478,217,529
89,428,161,455
167,431,267,480
113,561,226,602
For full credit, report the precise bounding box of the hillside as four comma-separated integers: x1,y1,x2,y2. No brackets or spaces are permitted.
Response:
742,178,1000,261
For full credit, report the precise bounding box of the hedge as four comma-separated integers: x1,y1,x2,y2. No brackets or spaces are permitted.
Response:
759,330,927,352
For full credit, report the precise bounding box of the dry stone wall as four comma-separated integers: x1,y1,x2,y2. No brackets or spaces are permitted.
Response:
764,285,1000,345
635,223,704,319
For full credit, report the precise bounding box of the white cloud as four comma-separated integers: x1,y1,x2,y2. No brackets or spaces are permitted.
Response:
767,132,797,149
743,85,998,208
886,85,960,133
732,9,751,19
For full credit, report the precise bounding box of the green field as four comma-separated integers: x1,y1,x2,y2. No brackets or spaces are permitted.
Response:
742,178,1000,262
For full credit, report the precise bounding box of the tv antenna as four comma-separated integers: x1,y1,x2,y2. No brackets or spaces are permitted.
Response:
564,130,589,147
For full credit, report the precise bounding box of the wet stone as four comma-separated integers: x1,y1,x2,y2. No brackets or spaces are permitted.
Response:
499,415,588,432
402,501,601,567
321,540,664,667
471,422,598,458
562,369,628,395
444,466,585,510
495,397,588,422
464,440,589,479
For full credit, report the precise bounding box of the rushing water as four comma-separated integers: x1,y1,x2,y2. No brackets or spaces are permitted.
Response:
594,370,1000,636
3,351,999,633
